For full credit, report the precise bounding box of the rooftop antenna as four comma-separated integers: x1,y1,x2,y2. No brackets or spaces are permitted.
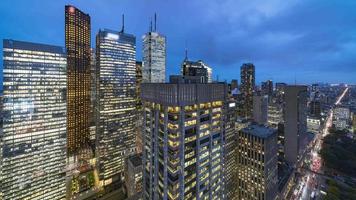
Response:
184,40,188,61
294,73,297,85
149,17,153,32
121,14,125,33
154,13,157,32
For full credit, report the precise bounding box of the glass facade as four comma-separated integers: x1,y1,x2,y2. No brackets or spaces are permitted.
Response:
65,5,91,156
142,32,166,83
1,39,67,199
96,29,137,185
240,63,255,119
141,82,227,200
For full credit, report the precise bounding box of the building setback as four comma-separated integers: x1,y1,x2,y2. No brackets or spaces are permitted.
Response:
1,39,67,199
65,5,92,157
237,124,278,200
284,85,307,165
141,76,226,200
96,29,137,186
142,16,166,83
240,63,255,119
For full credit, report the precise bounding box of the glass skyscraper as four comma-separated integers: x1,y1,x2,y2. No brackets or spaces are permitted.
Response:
240,63,255,119
142,25,166,83
65,5,91,157
1,39,67,200
96,29,137,186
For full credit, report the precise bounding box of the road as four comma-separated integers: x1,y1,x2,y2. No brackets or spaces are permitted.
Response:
295,87,349,200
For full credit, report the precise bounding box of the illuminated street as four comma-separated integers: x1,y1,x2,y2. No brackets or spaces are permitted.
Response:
296,87,349,200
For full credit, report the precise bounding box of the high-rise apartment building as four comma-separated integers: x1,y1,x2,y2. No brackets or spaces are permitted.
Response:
142,16,166,83
181,59,213,83
96,29,137,186
240,63,255,119
237,125,278,200
141,76,226,199
1,39,67,199
253,94,268,125
65,5,91,157
284,85,307,165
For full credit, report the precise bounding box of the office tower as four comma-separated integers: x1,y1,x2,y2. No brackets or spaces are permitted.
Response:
1,39,67,199
275,82,287,103
353,112,356,133
240,63,255,119
90,48,97,143
136,61,143,153
261,80,273,97
65,5,91,157
284,86,307,165
224,101,238,199
253,94,268,125
142,15,166,83
237,125,278,200
181,59,211,83
268,103,284,127
181,57,213,83
125,153,143,198
309,100,321,118
96,29,137,186
142,76,226,199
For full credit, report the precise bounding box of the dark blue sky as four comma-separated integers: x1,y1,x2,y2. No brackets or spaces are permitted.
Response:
1,0,356,84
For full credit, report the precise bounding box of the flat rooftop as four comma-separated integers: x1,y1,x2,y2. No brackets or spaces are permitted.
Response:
241,124,276,138
128,153,142,167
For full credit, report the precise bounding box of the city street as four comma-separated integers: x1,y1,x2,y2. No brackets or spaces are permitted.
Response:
295,87,349,200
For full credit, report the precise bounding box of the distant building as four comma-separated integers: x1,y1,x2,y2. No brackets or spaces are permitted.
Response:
1,39,67,199
262,80,273,97
307,116,321,133
125,153,143,198
268,102,284,127
253,94,268,125
240,63,255,119
230,79,238,97
353,113,356,133
334,106,350,130
284,86,307,165
96,29,136,186
309,100,321,118
141,76,227,199
181,59,212,83
237,124,278,200
142,16,166,83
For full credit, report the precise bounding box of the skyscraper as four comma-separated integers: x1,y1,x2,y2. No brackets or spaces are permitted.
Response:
141,76,226,199
136,61,143,153
237,125,278,200
181,59,213,83
142,15,166,83
240,63,255,119
65,5,91,157
253,94,268,125
284,85,307,165
96,28,137,186
224,101,238,199
1,39,67,199
261,80,273,98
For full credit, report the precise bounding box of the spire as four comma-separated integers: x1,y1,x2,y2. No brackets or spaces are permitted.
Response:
185,49,188,61
121,14,125,33
154,13,157,32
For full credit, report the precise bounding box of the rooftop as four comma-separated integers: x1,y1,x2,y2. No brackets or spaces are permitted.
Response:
241,124,276,138
128,153,142,167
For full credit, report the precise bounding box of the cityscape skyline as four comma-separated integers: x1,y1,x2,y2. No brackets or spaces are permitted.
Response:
1,0,356,85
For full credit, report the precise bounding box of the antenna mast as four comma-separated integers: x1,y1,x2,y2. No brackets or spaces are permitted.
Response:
121,14,125,33
154,13,157,32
